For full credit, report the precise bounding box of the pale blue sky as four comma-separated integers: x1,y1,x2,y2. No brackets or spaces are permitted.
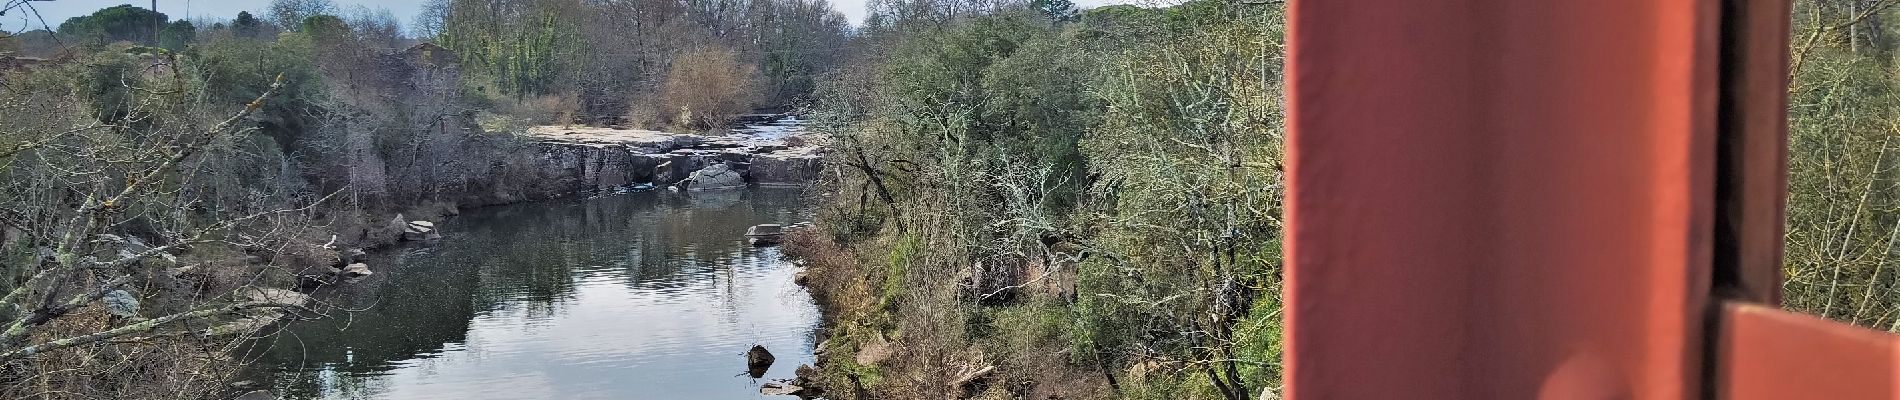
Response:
5,0,1149,35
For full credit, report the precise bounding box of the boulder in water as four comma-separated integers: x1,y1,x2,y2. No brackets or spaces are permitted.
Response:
748,344,777,371
682,162,747,191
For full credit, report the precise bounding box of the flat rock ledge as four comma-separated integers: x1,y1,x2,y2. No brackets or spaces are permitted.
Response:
525,123,826,194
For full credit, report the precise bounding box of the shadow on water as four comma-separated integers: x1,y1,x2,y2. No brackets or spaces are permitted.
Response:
241,188,819,399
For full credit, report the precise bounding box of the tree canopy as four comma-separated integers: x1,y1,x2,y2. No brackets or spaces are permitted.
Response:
57,5,167,45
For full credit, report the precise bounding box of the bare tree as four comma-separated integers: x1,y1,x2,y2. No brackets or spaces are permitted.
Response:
0,56,327,398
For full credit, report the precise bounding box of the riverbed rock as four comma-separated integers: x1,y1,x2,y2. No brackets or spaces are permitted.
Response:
683,162,747,191
234,390,273,400
813,339,831,358
518,122,826,199
403,220,441,241
341,263,374,278
795,364,818,385
760,382,810,396
750,151,824,185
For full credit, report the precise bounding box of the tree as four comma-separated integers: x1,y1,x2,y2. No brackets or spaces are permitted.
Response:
1030,0,1077,22
159,20,195,50
269,0,337,31
300,14,349,38
234,11,264,38
57,5,167,45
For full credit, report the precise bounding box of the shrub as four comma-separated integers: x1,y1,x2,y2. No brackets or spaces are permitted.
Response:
653,47,764,130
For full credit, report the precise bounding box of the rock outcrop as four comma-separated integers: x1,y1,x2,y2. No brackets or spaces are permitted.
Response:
523,119,825,195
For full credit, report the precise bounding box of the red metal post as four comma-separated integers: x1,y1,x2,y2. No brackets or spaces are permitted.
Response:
1284,0,1900,398
1285,0,1721,398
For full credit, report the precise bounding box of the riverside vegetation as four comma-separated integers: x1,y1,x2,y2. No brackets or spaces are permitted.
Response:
0,0,1897,399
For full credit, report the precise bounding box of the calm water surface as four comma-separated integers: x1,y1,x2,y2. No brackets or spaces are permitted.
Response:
246,188,819,399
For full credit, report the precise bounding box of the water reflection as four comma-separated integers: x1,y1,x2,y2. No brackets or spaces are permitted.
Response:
246,188,819,399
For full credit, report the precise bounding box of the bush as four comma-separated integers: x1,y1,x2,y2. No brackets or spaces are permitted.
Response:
652,47,764,130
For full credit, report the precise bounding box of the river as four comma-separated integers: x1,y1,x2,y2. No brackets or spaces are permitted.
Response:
242,188,820,399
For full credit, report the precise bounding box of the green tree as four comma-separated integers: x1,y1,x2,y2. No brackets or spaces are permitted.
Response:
159,20,195,50
1030,0,1077,22
299,14,349,38
57,5,168,45
233,11,264,38
269,0,337,31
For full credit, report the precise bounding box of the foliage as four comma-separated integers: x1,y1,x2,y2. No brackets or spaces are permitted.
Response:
1782,1,1900,329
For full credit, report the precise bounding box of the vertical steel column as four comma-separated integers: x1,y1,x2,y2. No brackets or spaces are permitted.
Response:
1285,0,1721,398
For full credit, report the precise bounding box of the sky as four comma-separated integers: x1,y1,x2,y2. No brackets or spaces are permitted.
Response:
4,0,1149,35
